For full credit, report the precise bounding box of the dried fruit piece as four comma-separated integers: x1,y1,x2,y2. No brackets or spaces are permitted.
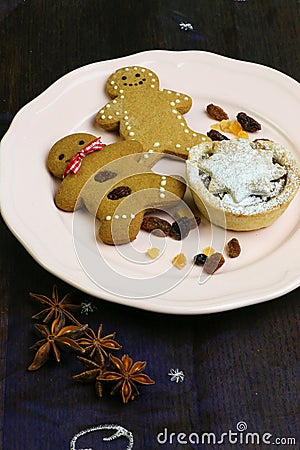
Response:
141,216,171,236
207,129,229,141
193,253,207,265
107,185,131,200
146,248,159,259
226,238,241,258
169,217,191,240
202,246,215,257
236,112,261,132
237,130,249,139
210,123,221,131
230,120,243,136
94,170,117,183
206,104,229,121
172,253,187,270
204,252,225,274
219,119,232,132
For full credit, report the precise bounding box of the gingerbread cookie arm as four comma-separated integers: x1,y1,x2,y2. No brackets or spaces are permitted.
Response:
96,99,124,131
160,89,192,114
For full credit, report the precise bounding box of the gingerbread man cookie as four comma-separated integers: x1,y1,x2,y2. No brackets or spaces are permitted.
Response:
47,133,186,245
96,66,210,160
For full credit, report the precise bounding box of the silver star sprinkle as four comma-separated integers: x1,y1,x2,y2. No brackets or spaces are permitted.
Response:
168,368,185,383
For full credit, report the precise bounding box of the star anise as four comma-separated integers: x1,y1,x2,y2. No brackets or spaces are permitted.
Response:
28,316,87,371
98,354,155,403
77,324,122,364
30,285,82,325
73,356,106,397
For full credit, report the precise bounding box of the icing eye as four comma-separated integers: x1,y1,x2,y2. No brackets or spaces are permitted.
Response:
139,81,143,84
142,78,146,81
135,73,141,77
78,140,85,145
122,76,127,80
58,154,65,160
129,83,133,86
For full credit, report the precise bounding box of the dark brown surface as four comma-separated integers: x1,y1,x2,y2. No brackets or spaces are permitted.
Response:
1,1,300,449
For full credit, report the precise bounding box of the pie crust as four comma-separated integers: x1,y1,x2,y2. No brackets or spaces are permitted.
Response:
186,139,300,231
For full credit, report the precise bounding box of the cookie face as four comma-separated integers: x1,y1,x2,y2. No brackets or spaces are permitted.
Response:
47,133,97,178
48,135,186,245
96,66,210,160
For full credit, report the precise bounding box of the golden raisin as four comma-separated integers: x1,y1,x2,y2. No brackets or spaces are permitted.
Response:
226,238,241,258
206,104,229,121
204,252,225,274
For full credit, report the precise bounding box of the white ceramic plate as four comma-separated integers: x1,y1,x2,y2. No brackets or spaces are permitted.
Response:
1,50,300,314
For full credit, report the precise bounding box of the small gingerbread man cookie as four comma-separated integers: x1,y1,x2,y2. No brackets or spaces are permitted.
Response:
47,133,186,245
96,66,210,160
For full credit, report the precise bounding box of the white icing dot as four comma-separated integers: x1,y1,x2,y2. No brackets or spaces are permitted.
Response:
193,133,197,137
177,115,182,119
125,121,129,125
201,136,207,141
108,115,112,119
167,90,172,94
161,176,166,180
129,131,135,136
141,68,145,72
161,180,167,186
112,99,117,104
134,66,137,70
175,99,181,103
101,115,106,119
176,144,181,148
184,129,189,133
148,72,152,76
144,154,149,159
110,81,115,85
160,193,166,198
180,123,184,126
119,89,124,94
125,68,129,71
120,95,124,99
106,104,111,108
122,214,127,219
105,215,112,221
124,115,129,120
160,187,165,192
114,215,119,219
176,92,180,96
116,111,120,115
184,96,189,100
148,149,154,153
130,213,135,218
150,85,155,88
159,87,163,91
114,85,118,90
187,147,190,151
127,126,131,130
124,110,128,114
170,102,175,106
153,142,160,147
100,109,104,113
152,78,156,82
172,109,177,114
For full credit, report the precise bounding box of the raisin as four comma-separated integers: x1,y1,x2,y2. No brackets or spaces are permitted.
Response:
169,217,191,240
236,112,261,132
193,253,207,265
94,170,117,183
207,129,229,141
107,185,131,200
226,238,241,258
206,104,229,121
141,216,171,236
203,252,225,274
